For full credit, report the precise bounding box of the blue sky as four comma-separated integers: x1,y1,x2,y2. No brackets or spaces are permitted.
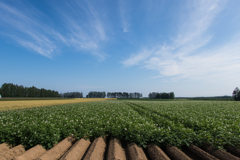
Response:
1,0,240,97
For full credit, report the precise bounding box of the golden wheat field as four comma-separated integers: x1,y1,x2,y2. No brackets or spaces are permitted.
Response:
0,98,116,111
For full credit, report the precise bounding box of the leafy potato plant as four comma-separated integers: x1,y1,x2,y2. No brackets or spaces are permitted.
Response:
0,100,239,149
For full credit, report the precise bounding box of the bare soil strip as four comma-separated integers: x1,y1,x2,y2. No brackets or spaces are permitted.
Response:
0,143,10,152
165,145,192,160
189,144,219,160
203,145,240,160
107,137,126,160
13,145,46,160
35,136,75,160
126,143,147,160
2,137,240,160
225,145,240,157
0,144,25,160
147,144,170,160
60,138,91,160
83,137,106,160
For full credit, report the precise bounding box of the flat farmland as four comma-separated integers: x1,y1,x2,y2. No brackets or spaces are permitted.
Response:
0,100,240,159
0,98,116,111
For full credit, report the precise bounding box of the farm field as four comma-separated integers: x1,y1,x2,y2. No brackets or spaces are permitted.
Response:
0,100,240,159
0,98,116,111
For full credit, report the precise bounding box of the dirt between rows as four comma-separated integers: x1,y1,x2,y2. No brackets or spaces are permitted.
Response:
60,138,91,160
1,137,240,160
203,144,240,160
13,145,46,160
225,145,240,157
126,143,147,160
36,136,75,160
0,143,10,152
83,137,106,160
165,145,192,160
147,144,170,160
0,144,25,160
107,137,126,160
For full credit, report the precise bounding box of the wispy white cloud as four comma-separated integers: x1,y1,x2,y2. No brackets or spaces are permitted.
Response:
122,0,240,82
118,0,130,32
122,48,155,66
56,0,108,55
0,1,108,60
0,2,57,57
145,40,240,80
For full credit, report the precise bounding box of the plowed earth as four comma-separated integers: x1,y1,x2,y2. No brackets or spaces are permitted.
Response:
1,136,240,160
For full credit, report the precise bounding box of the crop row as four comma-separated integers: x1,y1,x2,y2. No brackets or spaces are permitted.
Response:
0,100,239,150
126,101,240,148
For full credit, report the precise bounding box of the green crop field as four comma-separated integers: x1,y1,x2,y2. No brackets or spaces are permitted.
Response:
0,100,239,150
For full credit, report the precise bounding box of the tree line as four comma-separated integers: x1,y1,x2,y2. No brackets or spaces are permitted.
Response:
60,92,83,98
86,91,106,98
148,92,175,99
0,83,83,98
0,83,60,97
85,92,143,98
107,92,142,98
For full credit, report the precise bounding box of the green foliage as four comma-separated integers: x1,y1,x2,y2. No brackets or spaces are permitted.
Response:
0,83,60,98
233,87,240,101
107,92,142,98
169,92,175,99
0,100,239,150
149,92,174,99
62,92,83,98
87,91,106,98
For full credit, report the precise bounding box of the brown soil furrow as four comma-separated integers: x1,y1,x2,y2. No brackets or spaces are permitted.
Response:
188,144,219,160
13,145,46,160
107,137,126,160
181,147,202,160
0,144,25,160
147,144,170,160
126,143,147,160
60,138,91,160
83,137,106,160
165,145,192,160
35,136,76,160
2,137,240,160
203,145,240,160
0,143,11,152
225,145,240,157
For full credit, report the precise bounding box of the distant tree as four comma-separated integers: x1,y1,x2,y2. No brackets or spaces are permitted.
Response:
1,83,11,97
169,92,175,99
123,92,129,98
107,92,141,98
149,92,158,99
149,92,174,99
155,93,161,99
160,92,169,99
87,91,106,98
16,85,24,97
233,87,240,101
63,92,82,98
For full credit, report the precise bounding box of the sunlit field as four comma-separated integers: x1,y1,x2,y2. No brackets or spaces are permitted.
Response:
0,98,116,111
1,100,239,150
